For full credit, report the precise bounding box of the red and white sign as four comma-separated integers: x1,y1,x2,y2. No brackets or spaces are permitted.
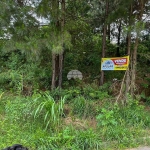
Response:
101,56,129,71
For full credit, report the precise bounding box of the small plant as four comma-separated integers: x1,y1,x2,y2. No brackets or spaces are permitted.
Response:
96,108,117,127
32,92,65,131
34,127,75,149
72,96,86,117
73,129,101,150
64,87,82,102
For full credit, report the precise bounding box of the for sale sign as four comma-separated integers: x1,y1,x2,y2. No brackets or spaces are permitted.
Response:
101,56,129,70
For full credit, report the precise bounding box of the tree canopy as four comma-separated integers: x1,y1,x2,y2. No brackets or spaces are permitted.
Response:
0,0,149,98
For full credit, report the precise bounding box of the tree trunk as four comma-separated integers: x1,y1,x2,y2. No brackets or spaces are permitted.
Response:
51,0,65,90
51,0,59,90
131,0,147,98
107,24,111,42
130,0,144,98
58,0,65,88
51,53,55,90
100,0,109,86
116,20,121,57
107,2,110,42
51,53,59,90
125,32,131,100
130,36,138,97
100,24,106,86
125,4,132,101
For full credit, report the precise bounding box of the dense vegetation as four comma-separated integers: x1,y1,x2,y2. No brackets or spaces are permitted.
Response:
0,0,150,149
1,88,150,149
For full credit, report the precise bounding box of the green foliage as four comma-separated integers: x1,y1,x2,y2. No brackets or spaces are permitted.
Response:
0,47,52,92
140,92,150,105
29,127,101,150
0,95,34,148
0,119,33,148
63,85,110,103
73,129,101,150
5,97,33,125
96,99,150,147
0,70,21,90
0,91,4,114
82,84,110,100
98,100,150,128
32,92,65,131
33,127,75,149
72,96,86,117
64,87,82,101
0,0,150,149
1,91,150,149
96,108,118,127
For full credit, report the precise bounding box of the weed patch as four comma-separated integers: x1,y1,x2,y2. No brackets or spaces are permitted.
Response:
1,89,150,149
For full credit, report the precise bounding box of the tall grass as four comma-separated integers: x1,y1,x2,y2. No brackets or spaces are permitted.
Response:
32,92,65,131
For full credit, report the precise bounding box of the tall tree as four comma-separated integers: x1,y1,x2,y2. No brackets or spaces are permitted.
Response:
100,0,109,86
59,0,65,88
130,0,148,97
125,4,133,101
51,0,62,90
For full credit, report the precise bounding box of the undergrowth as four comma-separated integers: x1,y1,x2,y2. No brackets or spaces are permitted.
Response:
0,86,150,150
